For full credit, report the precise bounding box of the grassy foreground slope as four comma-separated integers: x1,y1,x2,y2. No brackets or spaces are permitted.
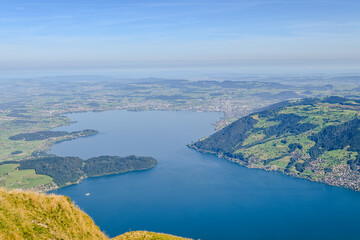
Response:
0,188,107,240
114,231,189,240
0,189,189,240
190,97,360,191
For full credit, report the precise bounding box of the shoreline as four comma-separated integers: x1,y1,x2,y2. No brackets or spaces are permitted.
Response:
2,109,221,192
187,144,360,192
46,165,157,193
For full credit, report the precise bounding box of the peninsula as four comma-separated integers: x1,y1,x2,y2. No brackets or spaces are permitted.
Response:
0,155,157,191
190,97,360,191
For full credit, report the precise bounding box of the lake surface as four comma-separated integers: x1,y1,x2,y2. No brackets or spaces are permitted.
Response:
51,110,360,240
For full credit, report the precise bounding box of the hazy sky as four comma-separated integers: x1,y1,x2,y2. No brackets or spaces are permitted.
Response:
1,0,360,73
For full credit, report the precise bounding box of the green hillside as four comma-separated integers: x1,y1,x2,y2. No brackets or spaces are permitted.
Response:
0,188,189,240
190,96,360,191
0,155,157,191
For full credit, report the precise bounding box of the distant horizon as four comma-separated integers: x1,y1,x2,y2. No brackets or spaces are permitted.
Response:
2,0,360,75
1,64,360,81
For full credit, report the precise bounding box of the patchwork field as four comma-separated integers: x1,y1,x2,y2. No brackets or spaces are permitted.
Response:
191,97,360,191
0,164,52,189
1,77,360,190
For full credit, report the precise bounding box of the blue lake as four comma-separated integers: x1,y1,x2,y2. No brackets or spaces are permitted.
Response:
51,110,360,240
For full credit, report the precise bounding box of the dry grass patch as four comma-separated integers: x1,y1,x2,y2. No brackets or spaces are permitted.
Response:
114,231,191,240
0,188,107,240
0,189,190,240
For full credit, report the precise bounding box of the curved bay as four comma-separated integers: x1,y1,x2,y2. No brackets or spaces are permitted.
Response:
51,110,360,240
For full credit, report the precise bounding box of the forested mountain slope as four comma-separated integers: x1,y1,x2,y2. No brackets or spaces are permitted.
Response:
190,97,360,191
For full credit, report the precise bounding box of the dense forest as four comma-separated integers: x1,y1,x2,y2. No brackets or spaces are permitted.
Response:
192,113,315,158
9,131,68,141
84,155,157,177
9,129,98,141
309,118,360,158
192,115,257,155
17,155,157,187
308,118,360,170
261,113,315,137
